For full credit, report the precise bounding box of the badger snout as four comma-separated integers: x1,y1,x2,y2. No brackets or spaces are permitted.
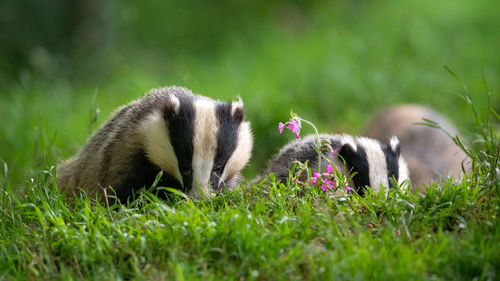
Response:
210,171,227,192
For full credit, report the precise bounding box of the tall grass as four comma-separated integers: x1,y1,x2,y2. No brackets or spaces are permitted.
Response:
2,0,500,187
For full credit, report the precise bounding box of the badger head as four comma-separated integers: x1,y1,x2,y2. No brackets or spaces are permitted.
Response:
139,91,253,199
338,136,409,196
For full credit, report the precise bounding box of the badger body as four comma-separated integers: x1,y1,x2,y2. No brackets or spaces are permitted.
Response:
259,134,409,195
57,86,253,202
364,104,470,191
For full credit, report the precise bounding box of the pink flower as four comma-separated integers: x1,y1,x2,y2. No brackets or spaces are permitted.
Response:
325,179,337,188
278,122,285,134
311,178,317,186
287,120,300,133
327,164,334,175
321,184,329,192
278,119,301,138
292,172,302,184
345,186,351,192
311,172,320,186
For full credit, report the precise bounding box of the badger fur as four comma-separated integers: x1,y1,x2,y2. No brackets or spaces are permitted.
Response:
364,104,470,191
57,86,253,202
259,134,409,196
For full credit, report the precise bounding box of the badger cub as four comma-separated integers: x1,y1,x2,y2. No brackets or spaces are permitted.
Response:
259,134,410,196
57,86,253,202
364,104,471,191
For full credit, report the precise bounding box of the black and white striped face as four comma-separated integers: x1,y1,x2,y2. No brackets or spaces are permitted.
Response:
338,136,409,195
139,93,253,199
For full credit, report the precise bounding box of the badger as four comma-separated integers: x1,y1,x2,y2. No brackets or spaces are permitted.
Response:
258,134,410,196
364,104,471,191
57,86,253,203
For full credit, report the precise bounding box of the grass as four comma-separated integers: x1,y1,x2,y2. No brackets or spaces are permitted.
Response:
0,0,499,279
0,156,498,280
2,0,500,184
0,85,498,280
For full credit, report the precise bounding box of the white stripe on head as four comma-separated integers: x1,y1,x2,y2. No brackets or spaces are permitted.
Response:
389,136,399,152
138,112,183,186
221,121,253,186
357,137,389,193
190,99,218,199
338,134,357,152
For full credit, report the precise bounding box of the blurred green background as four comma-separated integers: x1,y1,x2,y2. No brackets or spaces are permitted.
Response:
1,0,499,188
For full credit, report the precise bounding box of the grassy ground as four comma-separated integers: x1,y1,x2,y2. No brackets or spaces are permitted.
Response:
1,0,500,184
0,124,498,280
0,90,498,281
0,0,499,279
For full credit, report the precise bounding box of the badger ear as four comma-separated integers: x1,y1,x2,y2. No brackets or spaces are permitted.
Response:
338,142,357,165
389,136,401,157
231,98,244,123
162,95,181,119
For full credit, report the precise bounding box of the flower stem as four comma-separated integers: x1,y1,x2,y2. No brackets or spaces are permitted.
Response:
300,118,322,174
